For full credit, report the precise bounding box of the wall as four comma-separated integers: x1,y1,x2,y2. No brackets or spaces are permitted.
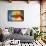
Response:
0,1,40,29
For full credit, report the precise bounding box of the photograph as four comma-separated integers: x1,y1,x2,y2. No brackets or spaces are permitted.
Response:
0,0,46,46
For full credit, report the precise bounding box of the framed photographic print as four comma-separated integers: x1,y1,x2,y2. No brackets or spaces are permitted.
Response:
8,10,24,21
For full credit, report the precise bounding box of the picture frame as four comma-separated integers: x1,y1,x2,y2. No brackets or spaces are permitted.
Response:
8,10,24,21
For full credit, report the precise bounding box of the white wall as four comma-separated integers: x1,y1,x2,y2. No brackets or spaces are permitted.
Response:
0,1,40,29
